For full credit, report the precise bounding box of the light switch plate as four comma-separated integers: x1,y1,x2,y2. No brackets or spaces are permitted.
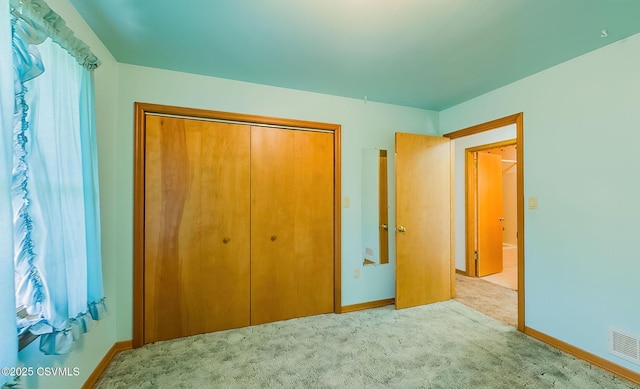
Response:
528,196,538,210
344,197,350,208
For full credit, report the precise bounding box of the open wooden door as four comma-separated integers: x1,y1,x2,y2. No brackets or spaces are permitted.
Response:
476,151,503,276
395,133,452,309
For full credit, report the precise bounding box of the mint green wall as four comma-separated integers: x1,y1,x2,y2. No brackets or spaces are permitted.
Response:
114,64,439,339
26,1,640,385
14,0,119,388
441,34,640,373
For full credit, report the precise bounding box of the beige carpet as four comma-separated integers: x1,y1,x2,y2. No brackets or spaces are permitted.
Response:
95,300,638,388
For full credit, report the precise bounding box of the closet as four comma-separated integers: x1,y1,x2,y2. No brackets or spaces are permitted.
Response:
135,104,340,346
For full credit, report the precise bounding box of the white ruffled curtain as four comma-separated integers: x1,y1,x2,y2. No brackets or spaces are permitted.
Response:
1,0,104,385
0,0,18,387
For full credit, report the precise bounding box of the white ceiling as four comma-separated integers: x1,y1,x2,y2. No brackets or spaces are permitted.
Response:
69,0,640,110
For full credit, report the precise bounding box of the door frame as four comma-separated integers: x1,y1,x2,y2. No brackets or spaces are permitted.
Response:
133,102,342,348
465,140,516,277
444,112,525,332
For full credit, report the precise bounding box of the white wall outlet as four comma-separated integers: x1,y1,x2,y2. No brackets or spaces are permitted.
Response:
353,268,360,278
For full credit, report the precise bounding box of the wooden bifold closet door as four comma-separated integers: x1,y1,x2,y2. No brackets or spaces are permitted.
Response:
144,116,252,343
250,126,334,325
143,115,334,344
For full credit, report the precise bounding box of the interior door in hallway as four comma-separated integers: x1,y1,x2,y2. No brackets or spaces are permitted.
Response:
476,151,503,277
144,117,251,343
395,133,452,309
250,126,335,325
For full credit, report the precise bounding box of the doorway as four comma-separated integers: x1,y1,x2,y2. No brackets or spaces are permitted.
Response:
466,141,517,291
444,113,524,331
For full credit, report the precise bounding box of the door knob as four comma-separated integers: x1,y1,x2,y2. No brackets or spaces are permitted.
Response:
499,217,505,221
398,226,407,233
381,224,388,231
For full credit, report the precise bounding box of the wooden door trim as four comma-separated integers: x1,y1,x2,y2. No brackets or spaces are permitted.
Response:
449,141,456,298
444,112,525,332
133,102,342,347
465,149,476,277
444,113,522,140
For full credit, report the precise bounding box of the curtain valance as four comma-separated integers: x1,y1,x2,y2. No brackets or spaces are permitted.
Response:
9,0,100,70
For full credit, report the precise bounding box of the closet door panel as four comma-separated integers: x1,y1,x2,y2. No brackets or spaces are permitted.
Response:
144,117,251,343
250,126,334,325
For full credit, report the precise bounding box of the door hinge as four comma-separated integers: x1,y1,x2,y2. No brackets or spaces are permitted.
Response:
474,251,478,262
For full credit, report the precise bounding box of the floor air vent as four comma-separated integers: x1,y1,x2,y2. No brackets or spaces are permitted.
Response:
610,329,640,365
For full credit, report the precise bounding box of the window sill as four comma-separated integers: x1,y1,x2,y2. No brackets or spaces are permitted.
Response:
18,332,38,351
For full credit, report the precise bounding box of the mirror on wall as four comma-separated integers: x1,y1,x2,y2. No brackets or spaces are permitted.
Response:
362,149,389,265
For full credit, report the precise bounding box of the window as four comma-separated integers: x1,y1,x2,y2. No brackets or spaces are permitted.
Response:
1,0,105,380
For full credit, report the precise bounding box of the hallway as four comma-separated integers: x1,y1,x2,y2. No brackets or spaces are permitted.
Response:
481,244,517,290
455,272,517,327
